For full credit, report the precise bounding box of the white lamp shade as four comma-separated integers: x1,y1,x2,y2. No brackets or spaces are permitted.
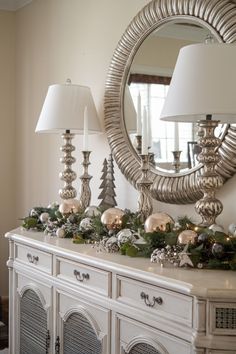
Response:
124,85,137,133
36,83,101,133
160,43,236,123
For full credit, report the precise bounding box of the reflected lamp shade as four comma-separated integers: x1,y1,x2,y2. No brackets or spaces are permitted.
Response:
160,43,236,123
35,82,101,133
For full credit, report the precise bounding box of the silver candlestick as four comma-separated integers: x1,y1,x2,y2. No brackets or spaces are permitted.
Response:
172,150,182,173
59,130,77,199
79,151,92,211
137,154,153,222
134,135,142,154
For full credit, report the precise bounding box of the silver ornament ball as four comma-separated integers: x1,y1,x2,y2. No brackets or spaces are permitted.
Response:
85,206,101,217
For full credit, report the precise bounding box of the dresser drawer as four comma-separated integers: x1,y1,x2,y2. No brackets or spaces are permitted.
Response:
117,275,193,326
56,257,112,297
15,243,52,274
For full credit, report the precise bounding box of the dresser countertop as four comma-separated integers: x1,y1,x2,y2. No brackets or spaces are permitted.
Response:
6,227,236,299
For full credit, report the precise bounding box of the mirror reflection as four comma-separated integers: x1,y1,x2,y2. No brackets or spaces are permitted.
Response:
125,21,224,172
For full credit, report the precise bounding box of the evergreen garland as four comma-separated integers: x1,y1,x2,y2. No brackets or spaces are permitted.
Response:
21,206,236,270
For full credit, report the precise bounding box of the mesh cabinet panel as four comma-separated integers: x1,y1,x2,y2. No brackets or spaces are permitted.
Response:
63,312,102,354
128,343,161,354
216,307,236,329
20,289,48,354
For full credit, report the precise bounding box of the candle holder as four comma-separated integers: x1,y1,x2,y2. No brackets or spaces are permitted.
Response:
59,130,77,199
172,150,182,173
137,154,153,222
148,151,156,167
79,151,92,211
134,135,142,154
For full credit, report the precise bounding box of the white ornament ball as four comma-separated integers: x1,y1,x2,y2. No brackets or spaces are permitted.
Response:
85,206,101,217
30,208,38,217
56,228,65,238
209,224,224,233
117,229,136,246
79,217,93,231
228,223,236,236
39,212,49,223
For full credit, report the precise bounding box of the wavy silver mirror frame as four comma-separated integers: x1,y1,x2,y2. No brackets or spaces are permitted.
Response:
104,0,236,204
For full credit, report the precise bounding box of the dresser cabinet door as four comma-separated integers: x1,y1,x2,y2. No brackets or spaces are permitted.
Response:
16,274,52,354
63,312,103,354
124,342,164,354
20,289,49,354
56,290,110,354
118,314,191,354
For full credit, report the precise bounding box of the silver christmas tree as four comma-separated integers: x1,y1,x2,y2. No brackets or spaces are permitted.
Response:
98,154,117,209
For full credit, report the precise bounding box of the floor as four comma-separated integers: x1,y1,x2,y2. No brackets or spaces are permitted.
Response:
0,350,8,353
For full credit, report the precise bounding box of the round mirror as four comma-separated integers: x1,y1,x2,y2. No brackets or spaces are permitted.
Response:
125,20,226,173
104,0,236,204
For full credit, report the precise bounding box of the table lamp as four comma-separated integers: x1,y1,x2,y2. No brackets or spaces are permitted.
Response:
36,79,101,211
160,43,236,226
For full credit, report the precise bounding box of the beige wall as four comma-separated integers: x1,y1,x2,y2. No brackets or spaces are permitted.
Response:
0,11,15,296
133,36,194,71
1,0,236,294
14,0,151,219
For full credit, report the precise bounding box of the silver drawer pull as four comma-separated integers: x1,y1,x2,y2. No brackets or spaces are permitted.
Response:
140,291,163,307
27,253,39,264
74,269,90,282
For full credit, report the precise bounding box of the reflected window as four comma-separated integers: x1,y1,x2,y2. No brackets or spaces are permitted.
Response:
129,78,196,167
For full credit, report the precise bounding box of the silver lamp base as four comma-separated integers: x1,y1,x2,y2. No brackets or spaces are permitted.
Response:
195,119,223,226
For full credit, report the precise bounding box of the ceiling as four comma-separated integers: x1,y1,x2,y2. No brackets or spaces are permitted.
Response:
0,0,32,11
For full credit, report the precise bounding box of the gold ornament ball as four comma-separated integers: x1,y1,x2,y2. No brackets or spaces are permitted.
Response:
59,199,81,214
178,230,198,245
144,213,174,233
101,208,125,230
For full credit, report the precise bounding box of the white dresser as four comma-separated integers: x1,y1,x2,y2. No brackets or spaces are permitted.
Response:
6,228,236,354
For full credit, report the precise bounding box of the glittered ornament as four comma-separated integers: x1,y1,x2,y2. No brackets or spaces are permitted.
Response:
144,213,174,233
177,230,197,245
117,229,136,246
212,242,224,258
56,228,65,238
105,236,119,253
79,218,93,231
39,212,49,223
85,206,101,217
59,199,81,214
68,214,77,223
151,245,180,267
101,208,125,230
209,224,224,233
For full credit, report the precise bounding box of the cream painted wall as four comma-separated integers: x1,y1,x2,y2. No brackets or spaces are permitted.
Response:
14,0,236,228
0,11,15,296
133,36,194,70
14,0,151,220
2,0,236,295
